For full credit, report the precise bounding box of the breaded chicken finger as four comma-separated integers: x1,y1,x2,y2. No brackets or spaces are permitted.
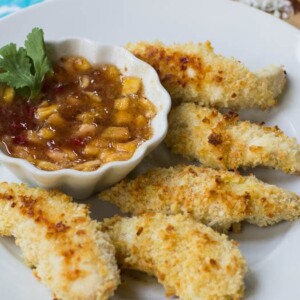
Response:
101,214,246,300
100,165,300,232
126,41,286,109
165,103,300,174
0,182,119,300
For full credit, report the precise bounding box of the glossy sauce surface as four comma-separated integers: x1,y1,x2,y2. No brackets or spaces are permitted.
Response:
0,56,156,171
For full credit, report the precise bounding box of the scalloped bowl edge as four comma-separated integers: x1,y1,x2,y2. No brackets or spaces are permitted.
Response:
0,38,171,199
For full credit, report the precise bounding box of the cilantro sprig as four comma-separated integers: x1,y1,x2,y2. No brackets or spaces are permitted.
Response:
0,28,53,100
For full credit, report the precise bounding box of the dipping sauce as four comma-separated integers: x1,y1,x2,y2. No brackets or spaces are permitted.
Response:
0,56,156,171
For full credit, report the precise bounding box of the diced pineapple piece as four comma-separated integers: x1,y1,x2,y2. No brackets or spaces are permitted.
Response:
73,57,92,72
99,149,132,163
101,127,131,142
3,86,15,104
84,138,111,156
79,75,90,89
99,149,114,163
38,128,55,140
76,112,95,124
87,138,110,148
26,130,41,144
84,91,102,102
138,97,156,118
36,160,61,171
75,124,97,137
113,111,133,125
105,65,121,79
84,144,100,156
114,97,130,110
11,145,30,160
113,140,138,153
135,115,148,128
46,148,77,163
65,96,80,106
46,149,66,163
36,104,58,121
62,57,92,73
46,112,66,127
122,77,141,95
63,148,78,161
74,160,102,171
38,100,51,108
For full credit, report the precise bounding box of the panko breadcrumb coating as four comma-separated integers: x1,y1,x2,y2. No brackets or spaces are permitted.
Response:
0,182,119,300
100,165,300,232
126,41,286,110
165,103,300,174
101,214,246,300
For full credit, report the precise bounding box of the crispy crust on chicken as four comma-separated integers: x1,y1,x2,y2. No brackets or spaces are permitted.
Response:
165,103,300,174
101,214,246,300
100,165,300,232
126,41,286,110
0,182,119,300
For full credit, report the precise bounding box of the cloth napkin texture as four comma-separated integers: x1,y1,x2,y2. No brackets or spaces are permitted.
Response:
0,0,44,18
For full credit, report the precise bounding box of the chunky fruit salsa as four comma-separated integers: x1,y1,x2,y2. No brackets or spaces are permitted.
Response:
0,56,156,171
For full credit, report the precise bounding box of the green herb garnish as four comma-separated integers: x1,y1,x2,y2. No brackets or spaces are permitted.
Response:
0,28,52,100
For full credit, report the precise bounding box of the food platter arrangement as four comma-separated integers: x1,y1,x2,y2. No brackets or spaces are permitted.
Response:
0,0,300,299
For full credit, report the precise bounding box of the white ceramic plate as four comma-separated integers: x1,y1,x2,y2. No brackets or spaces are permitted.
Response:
0,0,300,299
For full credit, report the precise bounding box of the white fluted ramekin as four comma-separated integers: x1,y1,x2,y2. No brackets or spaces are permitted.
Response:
0,38,171,199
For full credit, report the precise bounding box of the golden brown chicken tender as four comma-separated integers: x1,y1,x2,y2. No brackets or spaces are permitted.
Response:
126,41,286,110
165,103,300,174
100,165,300,232
101,214,246,300
0,182,119,300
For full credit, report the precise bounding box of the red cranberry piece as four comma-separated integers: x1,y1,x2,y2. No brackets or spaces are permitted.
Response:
12,135,27,145
54,84,65,94
69,137,85,147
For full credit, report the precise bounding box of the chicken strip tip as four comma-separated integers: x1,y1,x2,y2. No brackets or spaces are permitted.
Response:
126,41,286,110
0,182,119,300
165,103,300,174
100,165,300,232
101,213,246,300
